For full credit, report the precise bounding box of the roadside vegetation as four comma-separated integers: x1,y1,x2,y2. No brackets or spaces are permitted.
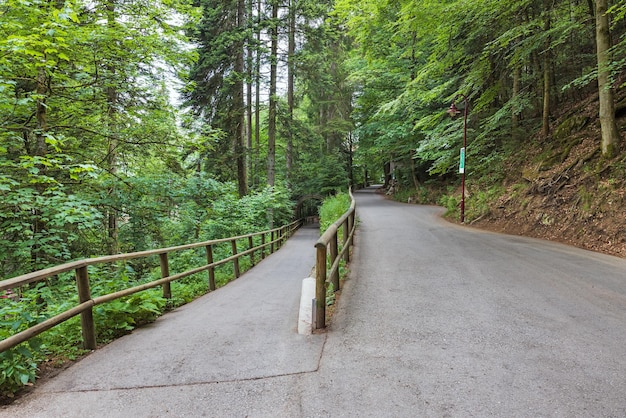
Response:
318,192,352,311
0,184,295,400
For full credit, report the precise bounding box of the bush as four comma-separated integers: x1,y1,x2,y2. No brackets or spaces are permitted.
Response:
466,186,504,221
438,194,459,218
93,291,167,343
319,193,351,234
0,296,43,398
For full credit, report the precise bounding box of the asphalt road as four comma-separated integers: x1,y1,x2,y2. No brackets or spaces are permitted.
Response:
3,187,626,417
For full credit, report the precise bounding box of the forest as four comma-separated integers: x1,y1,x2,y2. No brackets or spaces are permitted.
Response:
3,0,626,277
2,0,626,397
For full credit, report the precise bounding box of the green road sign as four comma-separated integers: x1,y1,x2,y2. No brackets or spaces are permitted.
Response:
459,147,465,174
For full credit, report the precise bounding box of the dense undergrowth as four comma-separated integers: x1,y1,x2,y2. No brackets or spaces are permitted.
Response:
319,192,351,234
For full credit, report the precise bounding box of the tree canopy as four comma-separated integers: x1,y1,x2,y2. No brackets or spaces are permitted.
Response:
2,0,626,277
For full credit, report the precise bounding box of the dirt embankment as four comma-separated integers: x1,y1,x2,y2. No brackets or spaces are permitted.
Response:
471,95,626,258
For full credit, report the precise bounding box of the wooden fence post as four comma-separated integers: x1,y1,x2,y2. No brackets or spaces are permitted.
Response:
270,231,275,254
75,266,96,350
231,239,240,278
315,243,327,329
261,234,266,259
342,220,350,263
206,245,215,291
248,236,255,267
330,232,340,291
159,253,172,300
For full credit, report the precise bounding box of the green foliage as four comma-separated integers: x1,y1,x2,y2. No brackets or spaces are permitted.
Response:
333,0,615,204
466,186,504,221
0,274,153,397
0,0,199,278
319,193,351,234
438,193,460,219
0,344,40,398
169,274,210,307
0,296,44,398
94,292,166,343
0,206,297,398
291,153,350,197
415,123,460,176
326,282,336,306
318,190,352,310
392,181,449,205
0,182,103,277
0,0,351,400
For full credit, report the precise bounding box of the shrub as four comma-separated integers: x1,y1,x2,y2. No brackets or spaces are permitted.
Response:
438,194,459,218
319,193,351,234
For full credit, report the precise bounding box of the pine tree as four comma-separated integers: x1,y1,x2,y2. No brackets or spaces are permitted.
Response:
185,0,249,195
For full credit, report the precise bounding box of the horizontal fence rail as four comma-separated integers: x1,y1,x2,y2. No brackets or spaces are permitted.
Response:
314,189,356,329
0,220,302,354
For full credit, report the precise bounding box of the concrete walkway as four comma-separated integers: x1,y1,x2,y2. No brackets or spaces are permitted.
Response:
3,187,626,417
2,224,326,418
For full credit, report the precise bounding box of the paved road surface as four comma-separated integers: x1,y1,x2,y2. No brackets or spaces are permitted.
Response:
3,187,626,417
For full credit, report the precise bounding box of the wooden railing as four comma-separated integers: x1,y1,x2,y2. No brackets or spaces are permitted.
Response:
0,220,302,353
314,190,356,329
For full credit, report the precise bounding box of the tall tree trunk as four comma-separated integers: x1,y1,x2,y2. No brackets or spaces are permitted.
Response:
328,58,338,151
286,0,296,186
267,0,278,187
106,84,119,253
410,156,420,190
235,0,248,196
254,0,262,189
596,0,620,157
246,0,253,187
383,162,391,188
541,2,551,138
106,0,119,254
347,132,354,187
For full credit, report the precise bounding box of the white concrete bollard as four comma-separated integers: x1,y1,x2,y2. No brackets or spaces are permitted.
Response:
298,277,316,335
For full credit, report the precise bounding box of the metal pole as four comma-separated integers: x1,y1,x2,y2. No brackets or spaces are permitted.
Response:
461,96,468,224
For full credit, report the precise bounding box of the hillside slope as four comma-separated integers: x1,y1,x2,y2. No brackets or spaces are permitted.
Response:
471,94,626,258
